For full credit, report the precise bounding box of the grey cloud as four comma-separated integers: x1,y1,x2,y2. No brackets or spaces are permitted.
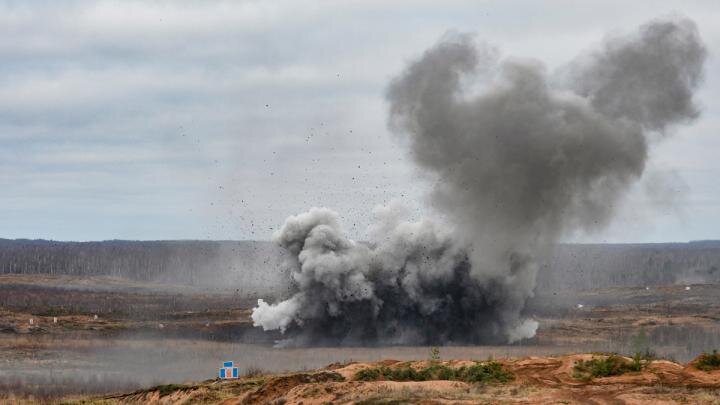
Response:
252,16,706,345
568,17,707,131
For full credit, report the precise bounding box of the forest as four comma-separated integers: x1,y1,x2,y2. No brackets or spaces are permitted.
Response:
0,239,718,291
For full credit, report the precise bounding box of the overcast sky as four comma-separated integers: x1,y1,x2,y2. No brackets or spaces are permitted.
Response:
1,0,718,242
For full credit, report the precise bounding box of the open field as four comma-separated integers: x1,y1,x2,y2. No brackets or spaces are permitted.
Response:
1,274,720,403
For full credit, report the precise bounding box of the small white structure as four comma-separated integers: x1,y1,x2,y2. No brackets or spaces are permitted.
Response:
29,318,33,325
94,314,98,320
685,286,691,291
53,317,57,324
576,304,584,309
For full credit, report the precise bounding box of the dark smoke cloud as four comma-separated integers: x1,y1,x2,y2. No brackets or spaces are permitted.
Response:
252,17,706,346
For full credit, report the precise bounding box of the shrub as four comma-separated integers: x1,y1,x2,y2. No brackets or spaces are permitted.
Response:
628,354,645,372
633,348,657,362
353,361,512,384
461,362,513,383
429,347,440,362
243,366,266,378
696,350,720,371
629,328,657,362
355,367,382,381
573,354,647,380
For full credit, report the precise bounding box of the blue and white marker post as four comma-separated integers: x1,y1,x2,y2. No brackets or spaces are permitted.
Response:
219,361,239,379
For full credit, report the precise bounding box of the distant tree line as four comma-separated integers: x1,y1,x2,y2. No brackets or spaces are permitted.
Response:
0,239,718,290
0,239,287,290
537,241,720,290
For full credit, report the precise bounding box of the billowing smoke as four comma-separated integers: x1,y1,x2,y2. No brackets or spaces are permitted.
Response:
252,17,706,345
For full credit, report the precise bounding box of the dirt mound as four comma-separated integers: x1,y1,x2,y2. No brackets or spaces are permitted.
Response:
234,371,344,405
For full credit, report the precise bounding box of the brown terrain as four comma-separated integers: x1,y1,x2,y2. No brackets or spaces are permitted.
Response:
1,274,720,404
42,354,720,404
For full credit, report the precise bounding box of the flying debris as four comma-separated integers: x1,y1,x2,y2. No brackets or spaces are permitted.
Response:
252,16,706,346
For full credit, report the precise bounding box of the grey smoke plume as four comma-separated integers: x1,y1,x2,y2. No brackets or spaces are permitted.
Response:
252,17,706,345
